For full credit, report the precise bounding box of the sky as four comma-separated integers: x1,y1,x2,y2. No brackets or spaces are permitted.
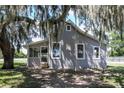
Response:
67,10,86,29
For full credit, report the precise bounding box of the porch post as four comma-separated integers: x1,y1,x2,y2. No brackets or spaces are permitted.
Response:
27,45,29,67
48,27,51,69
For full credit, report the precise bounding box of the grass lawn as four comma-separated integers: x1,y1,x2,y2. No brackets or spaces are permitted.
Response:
104,63,124,87
0,59,124,88
0,59,27,88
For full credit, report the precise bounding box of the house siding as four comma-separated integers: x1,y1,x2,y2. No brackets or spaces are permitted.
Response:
27,22,107,70
49,23,107,70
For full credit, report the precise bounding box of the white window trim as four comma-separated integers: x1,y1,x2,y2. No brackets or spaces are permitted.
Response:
93,46,100,59
66,25,71,31
75,43,85,60
51,42,61,59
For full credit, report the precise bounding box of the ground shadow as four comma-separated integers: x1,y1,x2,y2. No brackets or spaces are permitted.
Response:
15,67,115,88
0,63,117,88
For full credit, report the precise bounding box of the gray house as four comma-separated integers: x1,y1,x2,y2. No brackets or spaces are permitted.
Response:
25,20,107,70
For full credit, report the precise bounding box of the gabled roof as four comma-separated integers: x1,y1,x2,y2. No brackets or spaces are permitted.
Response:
66,20,99,42
24,20,107,48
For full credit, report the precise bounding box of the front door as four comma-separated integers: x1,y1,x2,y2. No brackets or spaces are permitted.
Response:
40,46,49,68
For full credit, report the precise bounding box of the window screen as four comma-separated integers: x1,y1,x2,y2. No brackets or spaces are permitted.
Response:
29,48,40,57
29,48,33,57
41,47,48,54
34,48,40,57
40,46,48,62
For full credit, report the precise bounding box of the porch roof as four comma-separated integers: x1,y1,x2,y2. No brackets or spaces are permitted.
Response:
23,39,48,48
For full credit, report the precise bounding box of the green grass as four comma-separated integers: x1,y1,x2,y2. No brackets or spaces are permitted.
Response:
0,71,25,88
107,63,124,74
102,63,124,87
0,59,26,88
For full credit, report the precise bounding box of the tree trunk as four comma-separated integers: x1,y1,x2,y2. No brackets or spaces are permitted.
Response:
0,24,15,69
0,40,15,69
2,52,14,69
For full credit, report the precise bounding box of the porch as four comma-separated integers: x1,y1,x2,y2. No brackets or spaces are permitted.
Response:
27,40,49,69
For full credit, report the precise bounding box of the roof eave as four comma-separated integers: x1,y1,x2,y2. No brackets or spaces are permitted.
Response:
23,39,48,49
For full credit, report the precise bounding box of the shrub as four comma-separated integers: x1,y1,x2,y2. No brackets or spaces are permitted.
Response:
14,51,27,58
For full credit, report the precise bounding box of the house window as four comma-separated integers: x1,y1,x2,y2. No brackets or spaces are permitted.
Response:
29,47,40,57
29,48,33,57
41,47,48,54
93,46,100,59
34,48,40,57
76,43,85,60
40,46,48,62
52,42,61,59
66,25,71,31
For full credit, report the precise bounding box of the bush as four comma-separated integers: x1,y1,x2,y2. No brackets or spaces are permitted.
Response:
14,51,27,58
110,48,124,57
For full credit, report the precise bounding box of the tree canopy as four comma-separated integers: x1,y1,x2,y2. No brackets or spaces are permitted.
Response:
109,31,124,56
0,5,124,69
0,5,70,52
75,5,124,41
0,5,71,69
1,5,124,49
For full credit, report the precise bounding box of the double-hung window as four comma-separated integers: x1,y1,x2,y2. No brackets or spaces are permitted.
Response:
52,42,61,59
76,43,85,60
66,25,71,31
93,46,100,59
